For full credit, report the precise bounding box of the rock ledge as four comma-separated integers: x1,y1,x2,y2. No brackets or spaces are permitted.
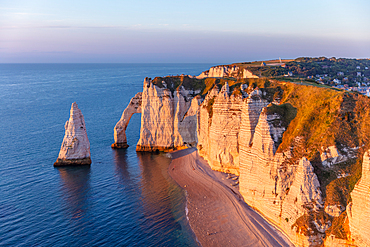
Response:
54,157,92,166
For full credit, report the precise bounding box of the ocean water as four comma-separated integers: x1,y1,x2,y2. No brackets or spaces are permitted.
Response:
0,63,213,246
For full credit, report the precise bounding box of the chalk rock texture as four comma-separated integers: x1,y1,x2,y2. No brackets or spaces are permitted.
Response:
197,65,258,79
54,102,91,166
347,150,370,247
197,83,244,174
239,107,325,247
135,78,200,151
112,92,142,148
114,66,366,246
238,89,269,167
196,83,327,245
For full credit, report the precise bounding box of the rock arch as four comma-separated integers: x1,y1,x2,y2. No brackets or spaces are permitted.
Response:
111,92,142,149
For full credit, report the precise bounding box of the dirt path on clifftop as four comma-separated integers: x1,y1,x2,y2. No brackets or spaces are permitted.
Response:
169,148,293,247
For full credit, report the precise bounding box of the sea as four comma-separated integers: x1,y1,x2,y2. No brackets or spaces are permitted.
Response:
0,63,214,246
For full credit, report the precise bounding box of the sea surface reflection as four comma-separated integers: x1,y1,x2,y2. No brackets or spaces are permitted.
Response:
0,63,211,246
113,149,131,181
58,167,91,234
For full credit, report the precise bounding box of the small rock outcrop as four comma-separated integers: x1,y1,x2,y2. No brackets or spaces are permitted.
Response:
347,150,370,246
112,92,142,148
320,146,352,168
197,65,258,79
54,102,91,166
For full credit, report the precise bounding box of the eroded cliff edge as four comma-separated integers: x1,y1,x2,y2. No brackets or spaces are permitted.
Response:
113,67,370,246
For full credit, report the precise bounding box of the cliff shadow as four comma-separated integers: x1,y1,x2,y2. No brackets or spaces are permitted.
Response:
266,102,297,152
171,147,197,160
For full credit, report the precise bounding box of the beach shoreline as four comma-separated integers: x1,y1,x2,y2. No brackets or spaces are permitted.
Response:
168,148,293,247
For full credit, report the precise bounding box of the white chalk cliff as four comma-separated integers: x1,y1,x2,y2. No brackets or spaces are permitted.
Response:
113,66,370,246
113,79,328,246
112,77,201,151
136,78,201,151
238,104,325,246
197,83,243,174
347,151,370,246
54,102,91,166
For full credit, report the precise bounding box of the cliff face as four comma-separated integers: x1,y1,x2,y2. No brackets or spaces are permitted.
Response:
347,151,370,246
238,89,269,171
239,106,325,246
113,77,201,152
197,83,243,174
173,90,202,148
195,81,327,246
54,102,91,166
197,65,258,79
136,78,175,151
114,66,370,246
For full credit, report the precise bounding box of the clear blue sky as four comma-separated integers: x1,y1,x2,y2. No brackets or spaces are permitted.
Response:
1,0,369,63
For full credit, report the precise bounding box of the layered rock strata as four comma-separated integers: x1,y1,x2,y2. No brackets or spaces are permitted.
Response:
197,87,271,175
238,89,269,173
347,151,370,246
54,102,91,166
239,107,326,246
136,78,201,151
114,68,370,246
112,92,142,148
196,85,329,246
197,65,258,79
197,83,244,174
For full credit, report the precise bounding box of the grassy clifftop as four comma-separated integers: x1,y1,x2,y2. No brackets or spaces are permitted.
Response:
151,74,370,154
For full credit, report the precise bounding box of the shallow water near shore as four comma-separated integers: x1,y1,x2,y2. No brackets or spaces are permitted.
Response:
0,63,212,246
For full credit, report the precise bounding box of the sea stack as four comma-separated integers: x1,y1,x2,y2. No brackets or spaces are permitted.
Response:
54,102,91,166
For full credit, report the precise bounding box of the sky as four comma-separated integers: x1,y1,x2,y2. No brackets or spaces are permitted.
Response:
0,0,369,63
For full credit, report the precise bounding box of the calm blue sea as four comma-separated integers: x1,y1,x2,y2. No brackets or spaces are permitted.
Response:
0,63,213,246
